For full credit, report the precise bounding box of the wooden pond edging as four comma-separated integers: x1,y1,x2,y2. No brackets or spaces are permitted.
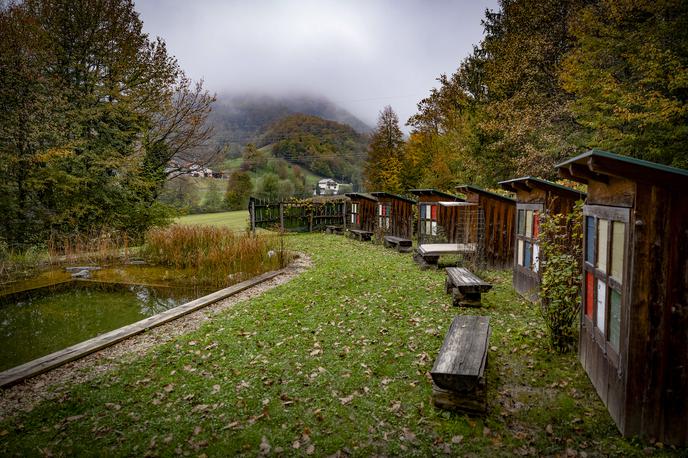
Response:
0,269,283,388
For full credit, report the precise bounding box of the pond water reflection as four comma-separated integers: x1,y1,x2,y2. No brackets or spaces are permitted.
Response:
0,280,212,371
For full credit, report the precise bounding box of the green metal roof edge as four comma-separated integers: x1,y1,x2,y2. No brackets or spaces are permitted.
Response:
407,188,463,201
456,184,516,203
556,149,688,178
498,176,586,197
345,192,378,202
369,192,417,204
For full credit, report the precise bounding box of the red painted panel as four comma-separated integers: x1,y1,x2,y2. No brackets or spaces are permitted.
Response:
533,211,540,239
431,205,437,220
585,271,594,318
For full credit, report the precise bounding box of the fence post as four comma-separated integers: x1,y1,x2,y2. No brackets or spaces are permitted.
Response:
250,199,256,236
279,202,284,231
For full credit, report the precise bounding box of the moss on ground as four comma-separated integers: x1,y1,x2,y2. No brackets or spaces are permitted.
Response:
0,234,680,456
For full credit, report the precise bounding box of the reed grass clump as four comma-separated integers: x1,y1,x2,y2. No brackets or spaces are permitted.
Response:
47,230,131,265
141,225,286,287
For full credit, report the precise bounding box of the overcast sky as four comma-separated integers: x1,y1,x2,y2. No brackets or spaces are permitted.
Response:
136,0,498,130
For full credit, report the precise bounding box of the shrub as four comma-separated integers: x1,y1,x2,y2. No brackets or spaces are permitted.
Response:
539,201,584,353
140,225,287,287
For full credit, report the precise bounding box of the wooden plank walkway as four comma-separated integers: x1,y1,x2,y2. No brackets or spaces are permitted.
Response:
0,269,283,388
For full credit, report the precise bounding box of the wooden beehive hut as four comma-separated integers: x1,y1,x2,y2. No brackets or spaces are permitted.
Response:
344,193,378,233
456,185,516,269
369,192,416,240
556,149,688,445
407,189,464,244
498,177,585,301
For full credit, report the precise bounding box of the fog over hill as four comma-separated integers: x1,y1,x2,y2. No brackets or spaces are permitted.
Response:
208,93,372,155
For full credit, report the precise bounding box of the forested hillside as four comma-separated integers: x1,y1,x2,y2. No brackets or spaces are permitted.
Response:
208,94,371,156
365,0,688,193
260,114,367,186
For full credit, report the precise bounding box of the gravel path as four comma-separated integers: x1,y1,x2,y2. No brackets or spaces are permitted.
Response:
0,253,312,420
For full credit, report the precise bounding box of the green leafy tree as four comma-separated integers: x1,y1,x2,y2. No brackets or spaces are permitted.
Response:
364,106,405,192
560,0,688,168
256,173,279,201
203,180,224,213
0,0,214,244
224,170,253,210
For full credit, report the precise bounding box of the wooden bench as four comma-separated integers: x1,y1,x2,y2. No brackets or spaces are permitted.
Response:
445,267,492,307
325,225,344,235
349,229,373,241
431,315,490,414
383,235,413,253
413,243,477,269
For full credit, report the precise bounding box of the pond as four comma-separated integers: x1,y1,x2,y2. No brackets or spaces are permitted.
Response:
0,266,214,372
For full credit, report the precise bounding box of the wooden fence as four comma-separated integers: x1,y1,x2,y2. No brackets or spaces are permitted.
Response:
249,198,347,232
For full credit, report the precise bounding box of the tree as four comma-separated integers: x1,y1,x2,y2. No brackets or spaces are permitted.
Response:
560,0,688,168
0,0,215,244
363,106,405,192
240,143,267,171
256,173,279,201
224,170,253,210
203,180,224,213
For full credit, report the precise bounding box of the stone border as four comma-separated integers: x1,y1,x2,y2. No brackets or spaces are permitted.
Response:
0,269,283,388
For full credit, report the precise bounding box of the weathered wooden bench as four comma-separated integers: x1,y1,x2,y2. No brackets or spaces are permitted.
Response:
431,315,490,414
445,267,493,307
413,243,477,269
349,229,373,241
325,225,344,235
383,235,413,253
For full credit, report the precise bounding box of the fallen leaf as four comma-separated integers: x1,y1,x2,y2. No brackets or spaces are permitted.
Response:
65,415,84,422
306,444,315,455
292,440,301,449
105,403,121,411
451,435,463,444
163,383,175,393
212,384,221,394
339,395,354,405
259,436,271,455
545,424,553,435
193,426,202,436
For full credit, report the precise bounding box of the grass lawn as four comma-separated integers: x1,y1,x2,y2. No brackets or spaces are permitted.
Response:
0,234,675,456
175,211,250,231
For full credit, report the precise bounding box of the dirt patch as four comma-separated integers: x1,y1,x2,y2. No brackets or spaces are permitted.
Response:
0,253,313,419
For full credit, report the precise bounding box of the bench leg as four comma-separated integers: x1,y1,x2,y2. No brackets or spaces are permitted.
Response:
397,245,412,253
445,278,454,294
451,289,482,307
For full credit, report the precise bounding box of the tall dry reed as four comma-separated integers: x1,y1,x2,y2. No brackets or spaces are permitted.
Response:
47,230,131,265
140,225,285,287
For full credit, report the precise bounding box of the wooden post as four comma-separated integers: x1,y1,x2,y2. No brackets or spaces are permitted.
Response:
279,202,284,232
250,199,256,236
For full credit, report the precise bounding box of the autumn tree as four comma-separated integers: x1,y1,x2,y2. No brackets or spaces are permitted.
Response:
0,0,216,244
364,106,405,193
224,170,253,210
560,0,688,168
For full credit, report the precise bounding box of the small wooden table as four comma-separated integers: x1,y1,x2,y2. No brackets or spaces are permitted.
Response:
383,235,413,253
414,243,477,268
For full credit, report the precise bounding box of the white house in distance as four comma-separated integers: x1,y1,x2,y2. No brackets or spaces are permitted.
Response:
314,178,340,196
